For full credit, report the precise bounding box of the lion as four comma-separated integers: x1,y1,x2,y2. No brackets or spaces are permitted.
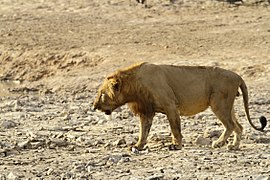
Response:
93,62,267,151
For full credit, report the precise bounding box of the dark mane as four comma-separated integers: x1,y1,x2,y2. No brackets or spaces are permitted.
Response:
114,62,155,117
127,82,155,117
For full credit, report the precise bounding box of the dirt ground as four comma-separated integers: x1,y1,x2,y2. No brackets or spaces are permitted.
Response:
0,0,270,179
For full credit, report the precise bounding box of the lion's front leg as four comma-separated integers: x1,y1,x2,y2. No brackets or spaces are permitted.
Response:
166,109,183,150
133,114,153,151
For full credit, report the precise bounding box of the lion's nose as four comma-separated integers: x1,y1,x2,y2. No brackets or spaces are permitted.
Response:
92,102,99,111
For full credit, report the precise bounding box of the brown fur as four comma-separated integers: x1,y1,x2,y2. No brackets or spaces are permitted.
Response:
93,62,267,151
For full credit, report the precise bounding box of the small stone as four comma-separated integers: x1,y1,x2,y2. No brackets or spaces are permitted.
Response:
0,148,19,157
131,147,139,154
104,142,112,149
94,140,104,146
105,114,112,121
1,120,17,129
107,154,131,164
147,174,164,180
26,131,38,139
125,137,137,146
73,162,86,172
7,172,19,180
26,107,42,112
203,128,221,138
119,156,131,163
85,148,101,153
76,136,85,143
108,154,123,164
67,145,75,151
256,176,270,180
97,119,107,124
31,142,45,149
60,111,71,120
47,168,54,175
113,138,126,147
61,172,73,179
160,168,165,173
195,136,211,146
17,140,32,149
130,177,144,180
63,113,71,120
10,100,23,107
66,134,76,141
0,142,5,148
46,139,69,149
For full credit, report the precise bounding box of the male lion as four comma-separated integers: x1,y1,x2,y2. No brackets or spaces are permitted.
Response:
93,62,267,151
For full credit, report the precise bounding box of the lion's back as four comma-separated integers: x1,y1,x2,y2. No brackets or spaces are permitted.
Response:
137,63,241,88
133,63,242,115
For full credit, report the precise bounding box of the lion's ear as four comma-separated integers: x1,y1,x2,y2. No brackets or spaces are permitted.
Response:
106,73,121,93
112,79,121,92
106,75,114,80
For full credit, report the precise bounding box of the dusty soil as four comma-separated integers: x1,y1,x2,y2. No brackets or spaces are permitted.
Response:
0,0,270,179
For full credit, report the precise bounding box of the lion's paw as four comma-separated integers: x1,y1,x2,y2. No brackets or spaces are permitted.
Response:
227,143,240,151
168,144,182,150
131,146,140,154
212,140,226,148
128,144,145,153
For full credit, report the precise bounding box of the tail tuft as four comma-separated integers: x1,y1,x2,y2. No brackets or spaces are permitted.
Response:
259,116,267,131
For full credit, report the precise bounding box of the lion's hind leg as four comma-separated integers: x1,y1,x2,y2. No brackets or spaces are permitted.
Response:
210,93,235,149
211,120,234,149
227,108,243,150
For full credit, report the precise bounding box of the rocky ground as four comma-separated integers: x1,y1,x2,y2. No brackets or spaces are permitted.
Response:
0,0,270,179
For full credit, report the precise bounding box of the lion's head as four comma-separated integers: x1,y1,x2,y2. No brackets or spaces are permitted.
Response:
93,75,124,115
93,62,149,116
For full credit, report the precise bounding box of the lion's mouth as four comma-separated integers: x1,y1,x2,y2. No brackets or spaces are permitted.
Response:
104,110,112,115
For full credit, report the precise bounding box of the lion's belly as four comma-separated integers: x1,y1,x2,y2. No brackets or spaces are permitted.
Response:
178,99,209,116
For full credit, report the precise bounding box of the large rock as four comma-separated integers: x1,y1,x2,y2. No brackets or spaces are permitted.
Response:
195,135,211,146
1,120,17,129
203,128,221,138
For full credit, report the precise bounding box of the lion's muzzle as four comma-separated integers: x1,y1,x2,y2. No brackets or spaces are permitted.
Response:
93,101,112,115
93,101,99,111
104,110,112,115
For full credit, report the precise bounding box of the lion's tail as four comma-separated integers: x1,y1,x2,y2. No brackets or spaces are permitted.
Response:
239,78,267,132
